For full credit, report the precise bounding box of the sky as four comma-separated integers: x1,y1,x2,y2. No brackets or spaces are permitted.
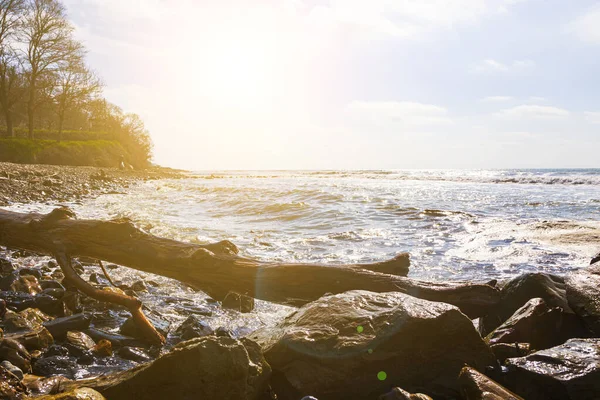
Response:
61,0,600,170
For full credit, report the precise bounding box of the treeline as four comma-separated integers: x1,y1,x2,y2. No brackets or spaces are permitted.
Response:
0,0,152,167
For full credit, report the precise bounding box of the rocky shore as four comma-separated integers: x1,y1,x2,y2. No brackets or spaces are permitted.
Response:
1,163,600,399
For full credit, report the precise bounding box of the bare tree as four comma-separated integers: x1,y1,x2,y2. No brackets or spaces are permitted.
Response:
52,56,102,141
0,0,26,137
22,0,80,139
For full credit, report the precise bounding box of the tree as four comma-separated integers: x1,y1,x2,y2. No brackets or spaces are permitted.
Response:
52,57,102,141
22,0,80,139
0,0,26,137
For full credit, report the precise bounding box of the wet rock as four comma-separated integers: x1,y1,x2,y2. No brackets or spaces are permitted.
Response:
0,298,6,318
43,314,91,339
0,364,28,399
84,328,145,348
6,326,54,351
4,307,53,333
0,290,36,311
490,343,530,364
222,291,255,313
131,280,148,292
62,291,82,314
45,344,70,357
33,355,79,379
36,387,106,400
486,298,567,351
89,273,109,285
0,360,24,380
12,275,43,295
24,375,72,396
67,336,271,400
0,271,19,290
215,327,233,338
0,257,16,275
378,387,433,400
40,280,65,290
480,273,576,336
92,340,112,357
459,366,523,400
117,347,151,363
66,331,96,351
565,265,600,335
42,288,65,299
34,294,64,316
174,315,214,341
20,268,42,280
0,338,31,372
504,338,600,399
249,290,495,399
120,314,169,342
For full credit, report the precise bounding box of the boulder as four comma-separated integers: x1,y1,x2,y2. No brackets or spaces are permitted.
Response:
479,273,581,336
565,265,600,335
486,298,566,351
43,314,91,339
459,366,522,400
23,375,72,396
222,291,255,313
6,325,54,351
12,275,43,295
504,338,600,400
63,336,271,400
249,290,495,399
1,360,24,380
378,387,432,400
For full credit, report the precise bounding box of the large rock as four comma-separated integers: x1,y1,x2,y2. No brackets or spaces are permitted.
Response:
250,290,495,399
566,265,600,335
486,298,567,351
0,364,28,399
64,336,271,400
504,338,600,400
36,387,106,400
480,273,582,336
459,366,523,400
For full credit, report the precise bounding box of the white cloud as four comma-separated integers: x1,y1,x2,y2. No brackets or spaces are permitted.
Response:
584,112,600,124
495,105,570,119
569,6,600,44
307,0,529,38
481,96,514,102
470,59,535,74
347,101,453,126
528,96,547,103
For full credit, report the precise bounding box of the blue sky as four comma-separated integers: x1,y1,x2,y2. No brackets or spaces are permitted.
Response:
62,0,600,170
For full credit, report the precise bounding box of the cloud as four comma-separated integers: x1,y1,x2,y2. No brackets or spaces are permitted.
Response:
306,0,529,39
584,112,600,124
470,59,535,74
495,105,570,119
569,5,600,44
346,101,453,126
481,96,514,102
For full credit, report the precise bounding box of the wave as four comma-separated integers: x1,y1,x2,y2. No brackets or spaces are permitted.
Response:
187,169,600,186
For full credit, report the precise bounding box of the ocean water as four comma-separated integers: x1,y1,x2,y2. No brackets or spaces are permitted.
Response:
5,168,600,351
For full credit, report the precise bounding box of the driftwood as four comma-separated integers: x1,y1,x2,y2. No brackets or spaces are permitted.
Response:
0,207,500,342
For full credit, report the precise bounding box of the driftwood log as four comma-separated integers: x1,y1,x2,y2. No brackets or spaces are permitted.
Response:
0,207,500,343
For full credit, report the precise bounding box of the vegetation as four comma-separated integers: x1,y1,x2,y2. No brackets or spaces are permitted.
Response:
0,0,152,168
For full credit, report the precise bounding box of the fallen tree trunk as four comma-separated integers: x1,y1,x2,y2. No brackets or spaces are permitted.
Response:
0,207,500,319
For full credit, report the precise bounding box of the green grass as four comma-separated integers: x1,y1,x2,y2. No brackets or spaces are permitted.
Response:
0,138,129,167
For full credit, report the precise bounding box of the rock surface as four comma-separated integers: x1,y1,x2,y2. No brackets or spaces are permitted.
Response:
565,265,600,335
250,290,495,399
35,387,106,399
490,343,530,364
0,364,28,399
64,336,271,400
378,387,433,400
459,366,522,400
486,298,565,351
504,338,600,400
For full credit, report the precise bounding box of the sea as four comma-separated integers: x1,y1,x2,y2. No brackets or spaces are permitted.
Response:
4,168,600,374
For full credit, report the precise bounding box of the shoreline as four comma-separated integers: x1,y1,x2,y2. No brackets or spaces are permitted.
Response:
0,162,187,206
